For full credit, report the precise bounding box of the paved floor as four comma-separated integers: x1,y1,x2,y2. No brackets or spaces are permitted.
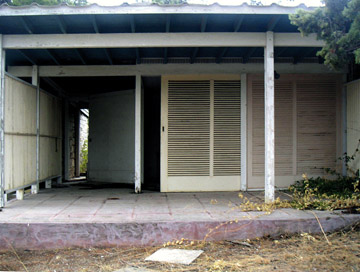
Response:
0,182,359,249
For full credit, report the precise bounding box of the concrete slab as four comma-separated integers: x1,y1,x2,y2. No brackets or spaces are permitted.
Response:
114,267,152,272
145,248,203,265
0,184,359,249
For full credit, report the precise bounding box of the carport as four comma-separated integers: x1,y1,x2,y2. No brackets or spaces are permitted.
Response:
0,3,345,208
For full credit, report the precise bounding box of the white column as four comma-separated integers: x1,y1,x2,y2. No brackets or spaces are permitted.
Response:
16,189,24,200
31,65,39,194
134,74,142,193
240,73,247,191
264,31,275,203
0,35,5,208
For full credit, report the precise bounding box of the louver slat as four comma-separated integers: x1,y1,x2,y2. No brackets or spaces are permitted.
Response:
214,80,241,176
252,79,293,176
297,81,337,175
167,80,210,176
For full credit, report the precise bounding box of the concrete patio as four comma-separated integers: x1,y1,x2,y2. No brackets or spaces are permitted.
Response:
0,182,359,249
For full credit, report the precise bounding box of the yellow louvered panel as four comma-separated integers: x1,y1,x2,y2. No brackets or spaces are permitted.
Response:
297,80,337,175
214,80,241,176
167,80,210,176
251,79,293,176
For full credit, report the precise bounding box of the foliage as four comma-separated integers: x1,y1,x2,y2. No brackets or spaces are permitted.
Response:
151,0,186,4
1,0,87,5
289,0,360,70
80,139,88,173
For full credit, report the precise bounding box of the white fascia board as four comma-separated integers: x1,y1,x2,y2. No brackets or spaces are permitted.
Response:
8,63,343,78
0,3,315,16
3,32,324,49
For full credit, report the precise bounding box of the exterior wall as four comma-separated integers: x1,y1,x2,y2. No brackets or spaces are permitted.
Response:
88,90,135,183
4,74,62,191
247,74,342,189
347,79,360,172
4,75,36,191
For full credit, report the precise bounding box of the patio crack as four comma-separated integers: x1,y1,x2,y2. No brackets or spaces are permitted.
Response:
194,194,214,219
165,194,173,216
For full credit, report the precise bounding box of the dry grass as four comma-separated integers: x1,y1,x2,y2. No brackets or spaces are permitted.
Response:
0,224,359,272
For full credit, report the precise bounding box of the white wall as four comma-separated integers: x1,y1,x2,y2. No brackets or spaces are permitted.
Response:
88,90,135,183
347,79,360,173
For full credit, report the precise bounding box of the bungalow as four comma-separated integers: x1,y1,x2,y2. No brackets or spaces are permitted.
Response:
0,2,353,207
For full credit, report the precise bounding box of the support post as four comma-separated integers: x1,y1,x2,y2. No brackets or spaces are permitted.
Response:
75,109,80,177
240,73,247,191
264,31,275,203
45,179,52,189
32,65,39,194
64,101,70,181
0,36,5,208
16,189,24,200
57,176,62,185
134,74,141,193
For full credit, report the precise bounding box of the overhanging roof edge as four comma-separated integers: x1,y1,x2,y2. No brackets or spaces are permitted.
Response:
0,2,316,16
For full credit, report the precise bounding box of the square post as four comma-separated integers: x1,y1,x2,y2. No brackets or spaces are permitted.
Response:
240,73,247,191
0,35,5,208
264,31,275,203
31,65,40,194
135,74,142,193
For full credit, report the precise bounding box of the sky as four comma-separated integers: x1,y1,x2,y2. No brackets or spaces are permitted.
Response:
87,0,324,7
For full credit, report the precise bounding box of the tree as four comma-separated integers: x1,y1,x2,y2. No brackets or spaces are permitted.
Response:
289,0,360,70
3,0,87,5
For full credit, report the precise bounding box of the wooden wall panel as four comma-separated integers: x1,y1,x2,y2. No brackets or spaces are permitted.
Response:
296,80,337,175
4,75,37,190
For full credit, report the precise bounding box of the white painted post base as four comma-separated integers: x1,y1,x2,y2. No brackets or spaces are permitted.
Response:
31,184,39,194
3,193,7,203
45,180,52,189
16,189,24,200
57,176,62,184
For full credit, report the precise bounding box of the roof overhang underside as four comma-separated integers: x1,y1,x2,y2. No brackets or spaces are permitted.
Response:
0,3,330,99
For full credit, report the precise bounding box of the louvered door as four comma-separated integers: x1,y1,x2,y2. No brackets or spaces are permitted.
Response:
161,76,241,192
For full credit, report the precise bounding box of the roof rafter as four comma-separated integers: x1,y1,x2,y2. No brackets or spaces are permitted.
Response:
91,15,113,65
243,47,257,63
217,15,244,63
163,14,171,64
191,15,208,64
130,15,141,64
55,15,86,65
293,47,318,64
267,15,281,31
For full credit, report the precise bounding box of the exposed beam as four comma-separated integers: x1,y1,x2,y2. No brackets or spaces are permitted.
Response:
42,77,67,97
243,47,257,63
234,15,244,32
55,15,67,34
164,15,171,64
274,47,287,58
17,49,36,65
191,15,208,64
104,48,113,65
54,15,87,65
19,17,33,34
217,16,244,63
3,33,324,49
130,15,141,64
91,15,99,33
45,50,60,65
267,15,281,31
293,47,318,64
8,63,340,78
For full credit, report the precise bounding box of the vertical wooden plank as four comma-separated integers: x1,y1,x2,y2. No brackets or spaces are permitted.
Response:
0,35,5,207
264,31,275,203
32,65,39,194
135,74,141,193
210,80,214,177
241,73,247,191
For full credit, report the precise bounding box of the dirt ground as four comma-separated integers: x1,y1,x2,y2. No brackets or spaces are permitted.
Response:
1,224,359,272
